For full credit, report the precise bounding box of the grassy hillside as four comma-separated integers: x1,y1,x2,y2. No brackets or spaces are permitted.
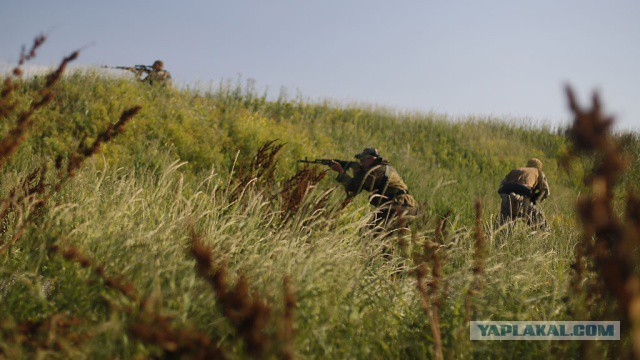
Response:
1,69,638,358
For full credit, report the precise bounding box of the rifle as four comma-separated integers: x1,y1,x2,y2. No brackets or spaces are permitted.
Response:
299,158,356,172
101,65,154,73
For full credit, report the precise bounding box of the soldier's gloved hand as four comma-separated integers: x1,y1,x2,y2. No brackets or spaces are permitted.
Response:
329,160,344,174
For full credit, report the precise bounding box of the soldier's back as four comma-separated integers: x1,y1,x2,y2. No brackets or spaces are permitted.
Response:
503,167,539,188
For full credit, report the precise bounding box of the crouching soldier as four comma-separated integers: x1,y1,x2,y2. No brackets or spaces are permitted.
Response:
328,147,419,232
498,158,550,229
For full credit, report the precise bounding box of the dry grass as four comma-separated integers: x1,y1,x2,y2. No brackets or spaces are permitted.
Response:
129,297,227,360
233,140,284,197
190,232,273,358
280,165,327,218
413,218,448,360
0,313,90,357
0,35,141,257
49,244,139,301
465,199,487,321
3,32,640,359
0,44,76,169
280,276,297,360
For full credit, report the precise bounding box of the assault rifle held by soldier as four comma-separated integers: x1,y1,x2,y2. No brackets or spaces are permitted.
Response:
301,148,419,231
101,64,154,73
299,158,356,172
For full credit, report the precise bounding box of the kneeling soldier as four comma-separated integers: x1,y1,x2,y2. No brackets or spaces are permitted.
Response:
498,158,550,229
329,147,419,231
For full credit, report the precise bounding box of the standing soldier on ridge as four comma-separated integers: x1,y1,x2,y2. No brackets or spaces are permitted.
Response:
498,158,550,229
328,147,419,231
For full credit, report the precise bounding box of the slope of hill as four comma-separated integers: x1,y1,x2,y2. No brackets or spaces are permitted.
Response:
0,70,637,358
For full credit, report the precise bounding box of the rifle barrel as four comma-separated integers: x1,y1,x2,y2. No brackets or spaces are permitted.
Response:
101,65,152,72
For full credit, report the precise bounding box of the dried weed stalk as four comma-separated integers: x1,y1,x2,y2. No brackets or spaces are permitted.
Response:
0,47,78,169
190,234,272,358
465,200,487,322
0,167,47,234
0,33,46,119
48,243,227,358
0,106,140,255
130,297,227,360
0,36,140,254
279,165,326,218
238,140,283,186
0,313,90,357
64,106,141,180
413,218,450,360
48,244,139,301
279,276,297,360
0,35,229,359
564,85,640,357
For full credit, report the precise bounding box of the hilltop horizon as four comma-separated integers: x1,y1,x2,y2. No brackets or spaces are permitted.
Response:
3,1,639,131
4,61,634,134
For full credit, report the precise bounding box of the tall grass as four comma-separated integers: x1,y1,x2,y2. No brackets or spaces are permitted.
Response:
1,39,639,357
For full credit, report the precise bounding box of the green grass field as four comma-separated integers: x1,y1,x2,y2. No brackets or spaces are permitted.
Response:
0,68,638,358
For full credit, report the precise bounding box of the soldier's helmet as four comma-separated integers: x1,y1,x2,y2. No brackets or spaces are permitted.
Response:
355,147,380,159
152,60,164,70
527,158,543,170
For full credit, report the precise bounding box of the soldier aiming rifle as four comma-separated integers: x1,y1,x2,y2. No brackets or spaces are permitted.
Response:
102,60,171,86
301,148,419,231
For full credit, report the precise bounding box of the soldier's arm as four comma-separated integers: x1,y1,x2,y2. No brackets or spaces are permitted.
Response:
331,161,355,194
536,171,550,202
337,165,377,197
139,70,153,82
336,171,353,191
497,176,507,193
541,172,550,200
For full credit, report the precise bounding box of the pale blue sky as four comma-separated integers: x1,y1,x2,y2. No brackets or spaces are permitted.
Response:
2,1,639,130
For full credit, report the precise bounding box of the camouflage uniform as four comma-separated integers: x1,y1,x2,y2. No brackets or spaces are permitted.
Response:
337,150,419,230
140,60,172,87
143,69,171,86
498,158,550,229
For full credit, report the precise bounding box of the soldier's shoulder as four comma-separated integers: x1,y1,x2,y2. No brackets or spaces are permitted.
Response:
370,164,389,177
514,167,538,176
